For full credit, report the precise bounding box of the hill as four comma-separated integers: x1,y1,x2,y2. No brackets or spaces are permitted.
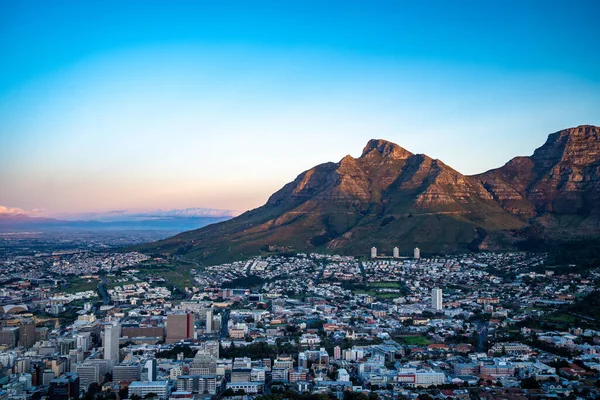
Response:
136,125,600,264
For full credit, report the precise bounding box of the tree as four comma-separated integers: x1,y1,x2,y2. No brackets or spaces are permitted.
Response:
520,376,540,389
118,387,129,399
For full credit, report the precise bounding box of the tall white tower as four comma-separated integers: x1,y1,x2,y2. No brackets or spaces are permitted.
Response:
432,288,443,311
393,247,399,258
371,247,377,258
205,309,213,334
414,247,420,259
104,321,121,371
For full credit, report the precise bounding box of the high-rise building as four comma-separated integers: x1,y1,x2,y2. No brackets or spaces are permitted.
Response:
113,363,141,383
166,313,196,343
142,359,157,382
76,363,100,391
414,247,420,259
48,373,80,400
19,320,36,349
393,247,399,258
104,321,121,371
190,352,216,375
334,346,341,360
371,247,377,258
0,327,20,348
205,309,213,333
432,288,442,311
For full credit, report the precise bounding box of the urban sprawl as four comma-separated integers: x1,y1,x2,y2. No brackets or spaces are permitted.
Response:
0,244,599,400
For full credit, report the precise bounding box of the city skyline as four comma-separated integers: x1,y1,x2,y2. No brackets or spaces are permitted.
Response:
1,1,599,216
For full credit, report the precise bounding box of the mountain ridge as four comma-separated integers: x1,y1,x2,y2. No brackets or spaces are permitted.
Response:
136,125,600,263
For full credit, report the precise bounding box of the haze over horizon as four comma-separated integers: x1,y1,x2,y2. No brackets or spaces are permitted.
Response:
1,1,599,217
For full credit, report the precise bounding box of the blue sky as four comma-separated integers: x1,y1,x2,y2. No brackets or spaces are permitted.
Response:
1,0,599,215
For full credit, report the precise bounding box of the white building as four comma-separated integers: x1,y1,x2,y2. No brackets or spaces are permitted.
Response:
206,309,213,333
334,346,341,360
129,381,170,400
338,368,350,382
170,365,183,380
104,321,121,371
371,247,377,259
76,363,100,391
393,247,399,258
414,247,420,259
432,288,442,311
397,371,446,387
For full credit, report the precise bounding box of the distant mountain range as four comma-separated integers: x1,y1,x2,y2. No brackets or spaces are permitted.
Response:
133,125,599,263
0,212,232,233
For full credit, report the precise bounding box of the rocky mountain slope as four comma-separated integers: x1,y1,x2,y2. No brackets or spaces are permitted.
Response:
137,125,600,263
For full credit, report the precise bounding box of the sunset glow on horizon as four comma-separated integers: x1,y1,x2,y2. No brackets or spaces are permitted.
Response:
2,1,600,216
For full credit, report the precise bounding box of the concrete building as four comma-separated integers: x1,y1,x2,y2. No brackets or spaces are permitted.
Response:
142,359,157,382
338,369,350,382
48,373,79,400
0,327,19,348
167,313,196,343
75,363,100,391
432,288,443,311
205,309,213,333
393,247,399,258
334,346,341,360
104,321,121,371
414,247,420,259
371,247,377,259
19,320,36,349
129,381,171,400
113,363,141,382
176,375,221,394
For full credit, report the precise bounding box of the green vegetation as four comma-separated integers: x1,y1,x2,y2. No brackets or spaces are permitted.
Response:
156,344,197,359
220,341,300,360
106,278,137,289
354,290,399,299
369,281,403,288
134,261,196,290
521,291,600,330
222,275,265,289
64,276,99,294
396,335,431,346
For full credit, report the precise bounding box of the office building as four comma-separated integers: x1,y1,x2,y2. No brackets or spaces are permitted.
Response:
432,288,442,311
19,320,36,349
414,247,420,259
334,346,341,360
142,359,157,381
104,321,121,370
0,327,19,348
205,309,213,333
75,363,100,391
167,313,195,343
393,247,399,258
129,381,171,400
371,247,377,258
48,373,80,400
176,375,221,394
113,363,141,382
190,353,216,375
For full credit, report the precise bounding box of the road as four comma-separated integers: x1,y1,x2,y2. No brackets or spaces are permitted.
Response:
97,274,110,305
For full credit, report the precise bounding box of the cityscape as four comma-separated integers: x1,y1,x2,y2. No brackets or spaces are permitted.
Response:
2,1,600,400
0,233,599,399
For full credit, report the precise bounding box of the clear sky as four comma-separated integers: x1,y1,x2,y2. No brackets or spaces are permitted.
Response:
1,0,599,216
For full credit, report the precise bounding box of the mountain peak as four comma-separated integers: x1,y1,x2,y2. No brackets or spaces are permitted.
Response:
360,139,413,160
532,125,600,168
